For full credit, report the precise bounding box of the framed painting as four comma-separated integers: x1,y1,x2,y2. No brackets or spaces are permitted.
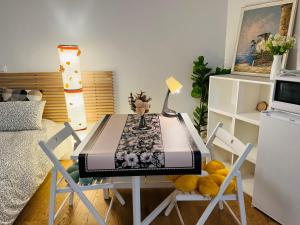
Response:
232,0,298,77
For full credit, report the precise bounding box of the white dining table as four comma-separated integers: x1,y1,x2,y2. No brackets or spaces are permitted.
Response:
71,113,210,225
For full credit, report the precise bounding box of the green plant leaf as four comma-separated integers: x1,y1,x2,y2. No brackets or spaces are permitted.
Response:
191,86,201,98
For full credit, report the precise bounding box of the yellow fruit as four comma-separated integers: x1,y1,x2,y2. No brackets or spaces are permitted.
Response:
166,175,180,182
225,180,236,194
214,168,230,177
204,160,225,174
174,175,199,192
210,174,236,194
198,176,219,197
201,161,206,169
211,174,225,186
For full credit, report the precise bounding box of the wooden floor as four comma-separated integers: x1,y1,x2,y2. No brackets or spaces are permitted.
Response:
14,165,279,225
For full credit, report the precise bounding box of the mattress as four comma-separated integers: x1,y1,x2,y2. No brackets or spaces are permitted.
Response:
0,119,73,225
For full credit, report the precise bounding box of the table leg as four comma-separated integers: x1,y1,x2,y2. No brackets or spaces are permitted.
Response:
132,176,141,225
103,189,110,200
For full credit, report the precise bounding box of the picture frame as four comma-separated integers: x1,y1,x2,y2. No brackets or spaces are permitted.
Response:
232,0,298,77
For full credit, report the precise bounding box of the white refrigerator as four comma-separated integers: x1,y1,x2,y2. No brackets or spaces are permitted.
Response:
253,111,300,225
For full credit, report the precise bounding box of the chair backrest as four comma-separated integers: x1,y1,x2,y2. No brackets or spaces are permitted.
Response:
45,122,81,152
206,123,247,159
39,123,85,192
206,122,253,195
39,122,81,167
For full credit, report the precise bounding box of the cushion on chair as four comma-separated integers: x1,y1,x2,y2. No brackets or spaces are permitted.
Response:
79,177,94,185
204,160,225,174
198,176,219,197
69,170,80,183
66,163,98,185
67,164,79,174
174,175,199,192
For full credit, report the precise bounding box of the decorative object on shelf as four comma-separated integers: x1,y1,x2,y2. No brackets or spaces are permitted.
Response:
190,56,230,137
232,0,297,77
256,33,296,80
128,91,151,129
162,76,183,117
256,101,268,112
57,45,87,131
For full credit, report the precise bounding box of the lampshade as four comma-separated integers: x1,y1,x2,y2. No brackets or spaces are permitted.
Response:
57,45,87,130
165,76,183,94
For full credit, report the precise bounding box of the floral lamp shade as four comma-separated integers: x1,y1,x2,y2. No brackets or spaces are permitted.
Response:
57,45,87,130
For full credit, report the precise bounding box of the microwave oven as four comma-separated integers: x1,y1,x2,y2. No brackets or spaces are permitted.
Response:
271,76,300,114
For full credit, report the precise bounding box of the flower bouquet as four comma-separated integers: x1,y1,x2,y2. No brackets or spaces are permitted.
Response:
256,33,296,79
128,91,151,129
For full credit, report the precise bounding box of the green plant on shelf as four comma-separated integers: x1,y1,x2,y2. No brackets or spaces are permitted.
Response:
191,56,231,137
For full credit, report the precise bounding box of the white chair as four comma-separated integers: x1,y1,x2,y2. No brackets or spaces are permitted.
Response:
162,122,253,225
39,123,125,225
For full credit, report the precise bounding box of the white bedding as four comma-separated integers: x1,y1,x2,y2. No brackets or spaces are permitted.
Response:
0,119,73,225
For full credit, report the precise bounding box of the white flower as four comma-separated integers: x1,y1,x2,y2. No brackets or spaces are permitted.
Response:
140,152,152,163
268,34,273,41
157,154,165,165
272,40,278,47
116,151,126,160
274,33,283,41
124,153,139,167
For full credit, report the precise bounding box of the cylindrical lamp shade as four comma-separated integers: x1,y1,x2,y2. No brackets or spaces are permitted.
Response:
57,45,87,130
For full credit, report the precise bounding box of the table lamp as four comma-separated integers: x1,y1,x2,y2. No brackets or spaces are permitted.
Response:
57,45,87,130
162,76,183,117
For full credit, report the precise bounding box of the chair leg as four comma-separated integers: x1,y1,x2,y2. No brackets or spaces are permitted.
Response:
69,191,74,207
237,173,247,225
48,169,57,225
105,195,115,222
103,189,110,200
218,201,224,210
175,202,185,225
164,199,175,216
111,188,125,206
196,196,220,225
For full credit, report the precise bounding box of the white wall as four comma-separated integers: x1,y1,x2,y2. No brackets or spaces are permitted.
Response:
225,0,300,69
0,0,228,116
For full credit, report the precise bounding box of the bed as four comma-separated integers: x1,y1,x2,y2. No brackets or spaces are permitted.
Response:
0,71,114,225
0,119,72,225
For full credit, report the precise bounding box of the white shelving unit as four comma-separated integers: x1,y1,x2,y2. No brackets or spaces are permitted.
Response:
207,75,273,196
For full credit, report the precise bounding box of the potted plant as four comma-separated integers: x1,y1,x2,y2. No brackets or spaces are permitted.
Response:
256,33,296,80
191,56,230,137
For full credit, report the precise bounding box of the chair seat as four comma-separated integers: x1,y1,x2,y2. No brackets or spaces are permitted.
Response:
66,163,104,185
175,190,237,201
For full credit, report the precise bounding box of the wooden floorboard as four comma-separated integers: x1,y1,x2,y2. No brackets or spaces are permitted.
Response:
14,162,279,225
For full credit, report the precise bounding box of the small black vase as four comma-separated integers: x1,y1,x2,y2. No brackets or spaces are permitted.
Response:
138,115,147,130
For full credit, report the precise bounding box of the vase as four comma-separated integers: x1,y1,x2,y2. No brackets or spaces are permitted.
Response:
270,55,282,80
138,114,147,130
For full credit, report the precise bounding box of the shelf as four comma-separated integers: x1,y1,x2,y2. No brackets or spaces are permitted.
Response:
237,81,272,119
209,78,238,114
208,75,274,197
212,74,272,85
236,111,261,126
242,175,254,196
209,106,235,117
208,111,233,137
234,119,259,164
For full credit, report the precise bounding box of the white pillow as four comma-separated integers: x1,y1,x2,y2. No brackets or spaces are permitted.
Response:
0,101,46,131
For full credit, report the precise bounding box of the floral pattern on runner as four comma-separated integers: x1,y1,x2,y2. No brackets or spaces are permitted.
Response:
115,114,165,169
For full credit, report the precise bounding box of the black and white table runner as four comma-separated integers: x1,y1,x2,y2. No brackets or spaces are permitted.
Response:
79,113,201,177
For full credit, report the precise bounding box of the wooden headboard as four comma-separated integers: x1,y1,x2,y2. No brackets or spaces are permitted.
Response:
0,71,114,122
